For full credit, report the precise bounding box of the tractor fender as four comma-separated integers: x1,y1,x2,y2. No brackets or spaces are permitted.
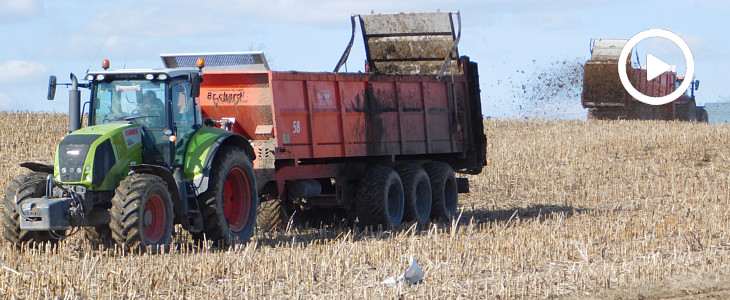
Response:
129,164,182,214
195,133,255,194
20,162,53,174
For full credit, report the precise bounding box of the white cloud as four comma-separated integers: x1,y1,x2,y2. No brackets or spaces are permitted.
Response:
0,60,49,83
84,6,227,38
0,0,42,24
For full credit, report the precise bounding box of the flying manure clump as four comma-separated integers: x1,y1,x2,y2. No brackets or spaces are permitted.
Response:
510,58,586,119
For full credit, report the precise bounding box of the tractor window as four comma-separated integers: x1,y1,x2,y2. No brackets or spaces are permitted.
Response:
91,80,167,128
171,81,196,166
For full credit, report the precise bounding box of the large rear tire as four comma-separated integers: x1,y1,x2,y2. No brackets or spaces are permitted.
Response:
395,164,432,226
424,162,458,222
1,172,63,246
356,166,404,228
195,146,258,247
110,173,174,253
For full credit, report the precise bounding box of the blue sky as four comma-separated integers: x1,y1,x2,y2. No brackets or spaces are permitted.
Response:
0,0,726,119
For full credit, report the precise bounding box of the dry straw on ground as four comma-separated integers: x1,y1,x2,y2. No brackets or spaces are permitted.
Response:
1,113,730,299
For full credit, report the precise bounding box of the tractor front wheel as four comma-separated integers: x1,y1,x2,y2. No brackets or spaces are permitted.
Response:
110,173,174,253
1,172,64,247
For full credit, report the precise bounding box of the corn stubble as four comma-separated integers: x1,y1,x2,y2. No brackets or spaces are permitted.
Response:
1,113,730,298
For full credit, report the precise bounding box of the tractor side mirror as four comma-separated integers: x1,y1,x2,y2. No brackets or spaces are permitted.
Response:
694,80,700,90
47,75,57,100
190,73,201,98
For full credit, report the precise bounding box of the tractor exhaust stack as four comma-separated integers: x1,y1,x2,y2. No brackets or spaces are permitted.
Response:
68,73,81,133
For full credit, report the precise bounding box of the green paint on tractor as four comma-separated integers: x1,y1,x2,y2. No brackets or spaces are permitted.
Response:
53,122,143,191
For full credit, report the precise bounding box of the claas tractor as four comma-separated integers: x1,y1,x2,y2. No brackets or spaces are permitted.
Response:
2,58,258,252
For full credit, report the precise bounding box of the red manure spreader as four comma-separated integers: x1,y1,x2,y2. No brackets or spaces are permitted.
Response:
184,11,486,230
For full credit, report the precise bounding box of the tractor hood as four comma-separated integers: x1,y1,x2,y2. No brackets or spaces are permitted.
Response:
54,122,143,190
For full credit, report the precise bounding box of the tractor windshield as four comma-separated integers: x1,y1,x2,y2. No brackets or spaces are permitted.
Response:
91,80,167,128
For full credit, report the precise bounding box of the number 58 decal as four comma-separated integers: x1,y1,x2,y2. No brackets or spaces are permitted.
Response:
292,120,301,133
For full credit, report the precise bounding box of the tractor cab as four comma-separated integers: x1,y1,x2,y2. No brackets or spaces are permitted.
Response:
84,67,203,169
676,76,700,100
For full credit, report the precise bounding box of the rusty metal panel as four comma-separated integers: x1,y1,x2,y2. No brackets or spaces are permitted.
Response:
339,81,369,157
423,82,451,153
369,81,402,155
582,61,629,108
396,82,428,154
359,12,460,76
360,12,454,35
202,69,473,164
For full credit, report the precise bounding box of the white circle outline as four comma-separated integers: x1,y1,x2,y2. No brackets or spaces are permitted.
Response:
618,29,695,106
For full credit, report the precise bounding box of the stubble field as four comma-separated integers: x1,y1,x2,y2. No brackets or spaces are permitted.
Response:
1,112,730,299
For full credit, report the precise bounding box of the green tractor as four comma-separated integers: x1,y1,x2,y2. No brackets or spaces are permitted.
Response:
2,58,258,251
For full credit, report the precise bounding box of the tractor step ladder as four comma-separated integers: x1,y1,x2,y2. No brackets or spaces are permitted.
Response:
186,182,204,233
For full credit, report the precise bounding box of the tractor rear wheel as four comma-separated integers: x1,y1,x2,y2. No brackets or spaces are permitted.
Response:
194,146,258,247
110,173,174,253
356,166,404,228
424,162,458,222
1,172,64,247
395,164,432,226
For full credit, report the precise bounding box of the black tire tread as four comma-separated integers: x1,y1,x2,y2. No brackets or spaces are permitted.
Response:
109,173,173,252
395,164,432,226
257,197,289,232
1,172,58,246
192,146,258,247
356,166,404,227
424,161,458,222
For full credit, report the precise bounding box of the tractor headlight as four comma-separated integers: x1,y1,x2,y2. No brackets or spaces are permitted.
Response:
76,167,82,174
61,168,67,174
85,175,91,182
145,74,155,80
85,165,91,172
55,175,60,181
157,74,168,80
95,74,105,81
86,74,94,81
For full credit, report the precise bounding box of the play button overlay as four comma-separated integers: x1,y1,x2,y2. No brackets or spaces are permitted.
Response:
617,29,695,106
646,53,672,81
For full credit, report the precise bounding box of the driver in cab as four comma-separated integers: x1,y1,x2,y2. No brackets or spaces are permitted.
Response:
137,91,165,127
